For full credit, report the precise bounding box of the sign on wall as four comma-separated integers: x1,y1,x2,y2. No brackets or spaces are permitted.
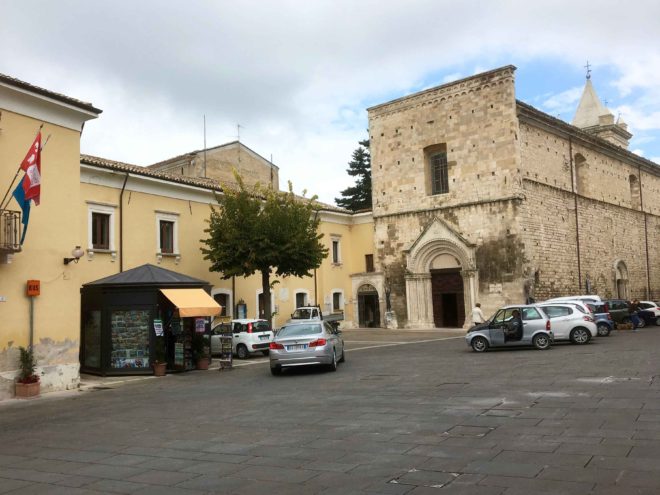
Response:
26,280,40,297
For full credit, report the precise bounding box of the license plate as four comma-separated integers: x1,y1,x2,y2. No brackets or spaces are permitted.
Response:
259,335,268,340
286,344,308,351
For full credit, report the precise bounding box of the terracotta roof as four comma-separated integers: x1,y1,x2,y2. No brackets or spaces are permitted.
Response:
148,140,279,170
0,73,102,114
81,154,222,190
80,154,351,213
517,100,660,172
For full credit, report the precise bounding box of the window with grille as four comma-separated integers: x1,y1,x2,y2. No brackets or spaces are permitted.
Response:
332,292,342,311
431,152,449,195
91,213,110,250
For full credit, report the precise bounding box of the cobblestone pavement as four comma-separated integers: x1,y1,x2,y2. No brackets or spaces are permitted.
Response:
1,328,659,494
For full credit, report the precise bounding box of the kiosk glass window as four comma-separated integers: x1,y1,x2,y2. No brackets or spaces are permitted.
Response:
110,309,151,369
83,310,102,368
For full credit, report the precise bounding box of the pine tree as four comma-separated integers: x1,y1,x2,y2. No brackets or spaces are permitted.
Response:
335,139,371,211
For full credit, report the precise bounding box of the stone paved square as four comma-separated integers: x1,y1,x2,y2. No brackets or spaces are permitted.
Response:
1,328,659,494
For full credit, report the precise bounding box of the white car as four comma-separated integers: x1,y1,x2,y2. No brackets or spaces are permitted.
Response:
639,301,660,320
537,303,597,344
212,319,273,359
544,295,602,304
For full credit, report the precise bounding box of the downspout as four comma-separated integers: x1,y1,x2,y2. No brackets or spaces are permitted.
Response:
568,136,582,289
639,164,651,299
119,172,129,273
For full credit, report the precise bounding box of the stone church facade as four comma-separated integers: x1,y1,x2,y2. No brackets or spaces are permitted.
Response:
367,65,660,328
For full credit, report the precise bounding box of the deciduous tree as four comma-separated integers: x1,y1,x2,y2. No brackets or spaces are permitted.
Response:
201,175,328,326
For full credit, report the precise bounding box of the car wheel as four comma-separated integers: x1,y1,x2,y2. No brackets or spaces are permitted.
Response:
327,349,338,372
570,327,591,345
471,336,489,353
270,366,282,376
533,333,551,350
236,344,249,359
637,318,646,329
262,350,270,356
338,348,345,363
656,317,660,326
597,323,611,337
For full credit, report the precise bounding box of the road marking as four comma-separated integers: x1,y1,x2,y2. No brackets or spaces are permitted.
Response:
346,336,464,352
215,335,465,368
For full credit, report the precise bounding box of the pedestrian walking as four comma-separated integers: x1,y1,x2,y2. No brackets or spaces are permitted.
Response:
471,303,486,326
629,299,641,331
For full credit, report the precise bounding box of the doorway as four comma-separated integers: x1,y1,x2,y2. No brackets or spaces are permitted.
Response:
357,284,380,328
431,269,464,328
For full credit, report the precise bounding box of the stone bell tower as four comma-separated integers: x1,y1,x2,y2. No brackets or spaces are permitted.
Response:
572,68,632,149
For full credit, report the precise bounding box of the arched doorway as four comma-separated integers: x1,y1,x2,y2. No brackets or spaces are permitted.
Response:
430,254,464,328
357,284,380,328
614,260,628,299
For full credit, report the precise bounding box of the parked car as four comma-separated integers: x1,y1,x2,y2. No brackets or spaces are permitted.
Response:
636,308,657,328
545,295,602,304
211,319,273,359
639,301,660,325
465,305,553,352
602,299,632,327
537,303,597,344
585,302,614,336
269,320,345,375
287,305,344,329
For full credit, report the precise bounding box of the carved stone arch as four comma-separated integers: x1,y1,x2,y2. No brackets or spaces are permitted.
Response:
613,259,629,299
404,218,477,329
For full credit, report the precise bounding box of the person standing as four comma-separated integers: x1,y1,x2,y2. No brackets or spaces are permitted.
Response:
471,303,486,326
629,299,641,331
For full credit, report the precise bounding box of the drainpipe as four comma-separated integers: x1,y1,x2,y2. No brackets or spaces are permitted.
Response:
119,172,129,272
568,136,582,289
639,164,651,299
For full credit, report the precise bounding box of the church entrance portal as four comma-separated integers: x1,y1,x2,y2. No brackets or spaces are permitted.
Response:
431,269,464,328
358,284,380,328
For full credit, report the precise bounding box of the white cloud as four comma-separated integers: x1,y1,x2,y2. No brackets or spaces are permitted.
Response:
2,0,660,202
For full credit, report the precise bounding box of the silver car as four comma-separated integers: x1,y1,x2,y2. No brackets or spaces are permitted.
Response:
269,321,345,375
465,304,554,352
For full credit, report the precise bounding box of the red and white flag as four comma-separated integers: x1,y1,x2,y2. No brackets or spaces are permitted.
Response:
20,132,41,205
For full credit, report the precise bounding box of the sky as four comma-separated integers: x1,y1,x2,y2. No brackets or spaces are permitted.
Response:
2,0,660,204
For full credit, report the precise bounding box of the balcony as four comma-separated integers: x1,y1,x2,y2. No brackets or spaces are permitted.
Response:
0,209,21,260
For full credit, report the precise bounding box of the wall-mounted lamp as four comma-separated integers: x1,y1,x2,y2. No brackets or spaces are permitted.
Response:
64,246,85,265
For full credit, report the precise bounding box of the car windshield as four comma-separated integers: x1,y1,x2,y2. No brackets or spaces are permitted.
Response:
291,308,312,319
277,324,322,337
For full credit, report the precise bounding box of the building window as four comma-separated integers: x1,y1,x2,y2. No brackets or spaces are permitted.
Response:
295,291,308,308
332,291,344,312
155,212,179,255
331,236,341,264
160,221,174,254
92,213,110,250
430,152,449,195
365,254,374,272
87,203,116,252
629,174,641,210
213,292,230,317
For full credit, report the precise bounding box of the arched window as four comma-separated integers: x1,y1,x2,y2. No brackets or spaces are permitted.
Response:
629,174,641,210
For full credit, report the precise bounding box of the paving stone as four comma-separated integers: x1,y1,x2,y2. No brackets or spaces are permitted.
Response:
479,474,594,494
83,478,148,494
537,466,622,484
492,450,592,468
0,477,33,493
0,467,69,484
231,464,319,483
179,460,245,476
69,463,149,480
463,461,543,478
99,454,156,466
394,469,457,487
588,456,660,472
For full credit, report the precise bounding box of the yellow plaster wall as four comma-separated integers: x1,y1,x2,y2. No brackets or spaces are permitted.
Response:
0,110,83,387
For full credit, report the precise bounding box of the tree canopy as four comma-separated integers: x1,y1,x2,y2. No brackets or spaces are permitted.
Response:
335,139,371,211
201,175,328,325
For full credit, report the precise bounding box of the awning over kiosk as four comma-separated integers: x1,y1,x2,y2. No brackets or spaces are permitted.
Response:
160,289,222,317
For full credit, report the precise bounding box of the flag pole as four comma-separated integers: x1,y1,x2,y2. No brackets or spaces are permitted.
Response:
0,125,44,211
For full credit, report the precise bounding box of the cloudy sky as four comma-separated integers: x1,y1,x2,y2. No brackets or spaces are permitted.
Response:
2,1,660,204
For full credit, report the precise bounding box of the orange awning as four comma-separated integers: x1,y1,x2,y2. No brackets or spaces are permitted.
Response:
160,289,222,317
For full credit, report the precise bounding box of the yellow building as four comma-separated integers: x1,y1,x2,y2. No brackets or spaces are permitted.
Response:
0,73,377,398
0,75,101,399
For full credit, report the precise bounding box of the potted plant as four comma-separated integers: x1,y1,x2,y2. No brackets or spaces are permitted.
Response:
192,333,210,370
153,337,167,376
15,346,40,398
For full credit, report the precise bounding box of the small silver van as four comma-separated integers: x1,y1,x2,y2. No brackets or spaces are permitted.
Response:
465,305,554,352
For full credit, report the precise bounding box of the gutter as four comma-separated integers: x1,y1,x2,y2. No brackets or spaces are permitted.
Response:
119,172,129,272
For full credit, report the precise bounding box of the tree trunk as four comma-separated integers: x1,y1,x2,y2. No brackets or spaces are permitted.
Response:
261,269,272,327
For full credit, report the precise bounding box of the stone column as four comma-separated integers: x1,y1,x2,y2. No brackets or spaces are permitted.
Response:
405,273,434,329
461,269,477,329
